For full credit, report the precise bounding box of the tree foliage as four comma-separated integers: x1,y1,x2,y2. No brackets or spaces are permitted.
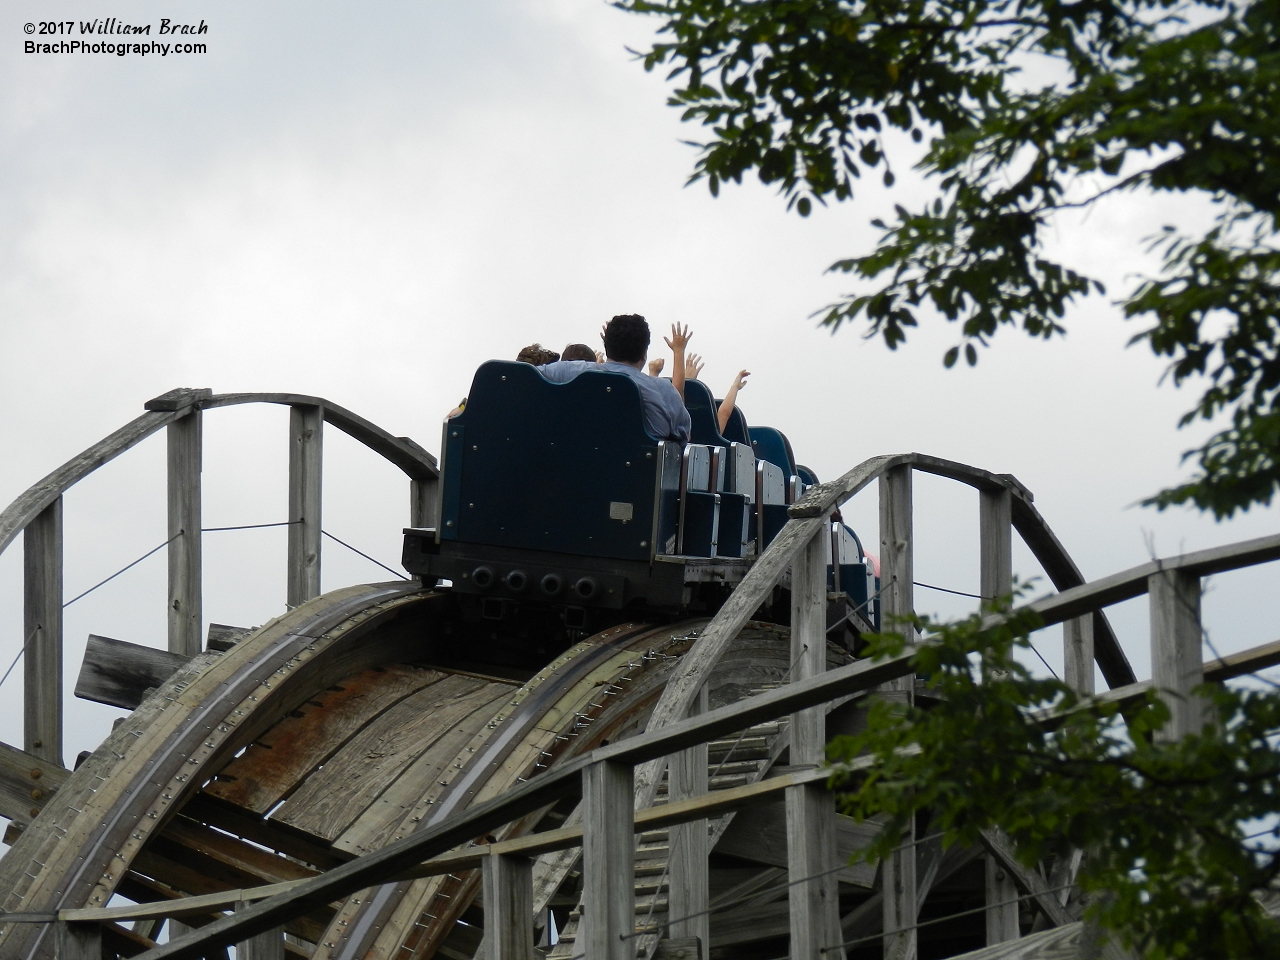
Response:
617,0,1280,517
828,607,1280,958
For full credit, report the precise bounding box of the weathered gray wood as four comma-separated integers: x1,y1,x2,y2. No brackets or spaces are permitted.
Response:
287,404,323,608
980,488,1013,604
74,635,190,710
235,900,284,960
632,514,826,808
145,388,214,413
787,781,842,960
980,829,1073,929
410,476,438,529
879,465,914,644
669,686,709,949
791,452,1135,687
1064,617,1095,695
945,922,1085,960
56,920,102,960
167,409,203,657
986,856,1020,944
1149,569,1207,742
274,675,492,840
202,393,437,482
979,489,1017,944
0,738,69,825
206,665,449,816
882,820,917,960
714,802,877,888
24,497,62,765
581,760,634,960
653,937,701,959
482,854,535,960
206,623,251,652
0,410,183,560
791,527,829,766
878,465,916,960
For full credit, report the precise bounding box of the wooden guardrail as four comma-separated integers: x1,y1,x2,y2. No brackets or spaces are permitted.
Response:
63,453,1274,960
0,388,438,768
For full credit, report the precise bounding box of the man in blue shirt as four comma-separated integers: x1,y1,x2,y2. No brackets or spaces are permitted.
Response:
537,314,693,443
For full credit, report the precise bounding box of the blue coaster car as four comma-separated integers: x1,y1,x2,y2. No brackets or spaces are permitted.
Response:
402,361,872,626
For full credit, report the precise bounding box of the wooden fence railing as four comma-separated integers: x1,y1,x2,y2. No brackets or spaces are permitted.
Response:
6,426,1277,960
38,451,1274,960
0,387,438,767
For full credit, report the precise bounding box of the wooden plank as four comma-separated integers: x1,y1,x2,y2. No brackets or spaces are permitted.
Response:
787,781,841,960
0,739,69,825
986,856,1020,944
203,665,449,814
236,900,284,960
56,920,102,960
580,760,634,960
333,686,512,855
944,922,1087,960
24,497,62,764
791,528,828,766
632,515,826,807
161,818,320,885
74,635,190,711
714,803,877,888
653,937,702,959
202,393,438,482
207,623,251,652
180,794,350,871
979,830,1073,929
410,477,438,529
1149,569,1207,742
167,409,203,657
669,686,709,949
980,488,1018,946
879,465,917,960
482,854,534,960
287,404,323,607
980,488,1012,604
273,674,493,840
0,409,184,559
1063,617,1095,695
879,464,914,642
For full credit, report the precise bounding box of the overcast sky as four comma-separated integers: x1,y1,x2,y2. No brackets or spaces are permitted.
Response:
1,1,1275,763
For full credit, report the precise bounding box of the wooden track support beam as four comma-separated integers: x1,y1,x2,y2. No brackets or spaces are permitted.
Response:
1149,568,1207,742
788,525,841,960
236,901,284,960
57,920,102,960
879,466,916,960
167,408,203,657
580,759,634,960
24,496,62,765
482,853,535,960
979,487,1019,945
668,686,709,952
287,404,323,607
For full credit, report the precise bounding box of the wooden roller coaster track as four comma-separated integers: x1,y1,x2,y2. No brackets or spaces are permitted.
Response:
0,389,1277,960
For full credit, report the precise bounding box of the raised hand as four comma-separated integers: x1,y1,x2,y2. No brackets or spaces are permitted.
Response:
717,371,750,433
663,322,692,354
647,357,665,376
596,350,606,364
684,353,705,381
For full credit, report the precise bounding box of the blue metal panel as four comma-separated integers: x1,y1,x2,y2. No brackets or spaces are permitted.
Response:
749,426,797,477
440,361,660,562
